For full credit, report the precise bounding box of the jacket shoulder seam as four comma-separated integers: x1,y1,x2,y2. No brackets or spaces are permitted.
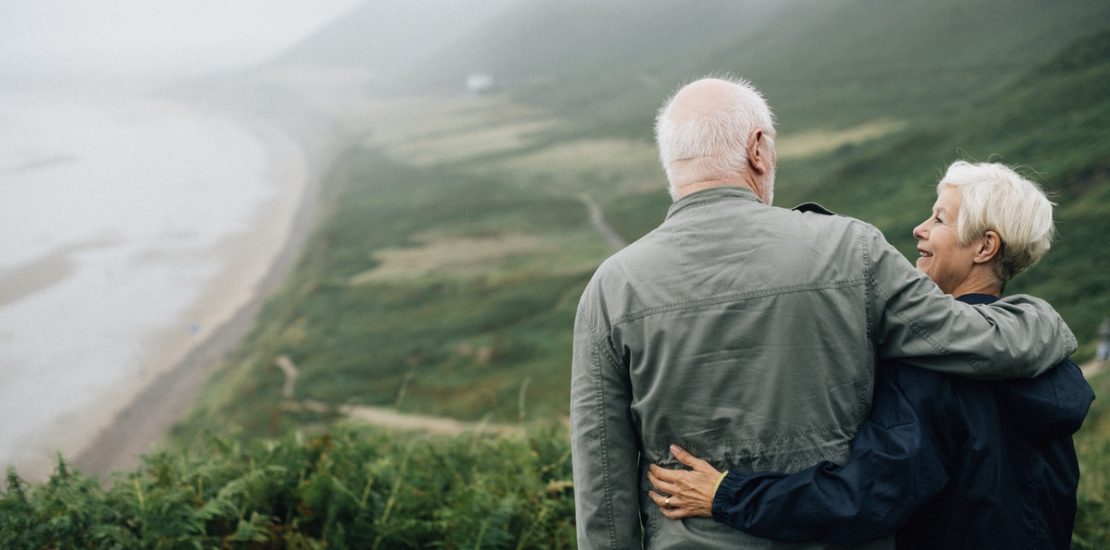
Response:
612,278,866,327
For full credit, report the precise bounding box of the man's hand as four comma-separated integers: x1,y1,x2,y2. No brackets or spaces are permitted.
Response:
647,444,723,519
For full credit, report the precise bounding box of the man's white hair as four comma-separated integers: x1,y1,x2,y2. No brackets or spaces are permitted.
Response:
939,161,1055,282
654,77,776,198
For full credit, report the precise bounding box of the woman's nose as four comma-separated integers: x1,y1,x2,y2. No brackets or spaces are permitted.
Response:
912,221,927,240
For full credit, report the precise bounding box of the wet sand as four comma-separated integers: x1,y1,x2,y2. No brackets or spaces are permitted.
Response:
0,239,115,308
70,116,339,478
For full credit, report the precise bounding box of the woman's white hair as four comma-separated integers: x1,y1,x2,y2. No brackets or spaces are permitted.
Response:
939,161,1055,282
654,77,775,198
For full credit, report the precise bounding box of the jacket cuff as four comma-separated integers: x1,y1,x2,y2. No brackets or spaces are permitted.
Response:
711,469,750,523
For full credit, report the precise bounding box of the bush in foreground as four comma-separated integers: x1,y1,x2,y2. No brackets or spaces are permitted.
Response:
0,426,574,549
4,386,1108,549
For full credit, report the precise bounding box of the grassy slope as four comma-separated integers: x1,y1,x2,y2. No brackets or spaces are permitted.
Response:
5,4,1107,547
771,30,1110,356
164,10,1110,546
177,142,610,437
178,13,1110,454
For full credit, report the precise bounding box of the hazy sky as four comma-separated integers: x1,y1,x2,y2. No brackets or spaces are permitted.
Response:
0,0,363,82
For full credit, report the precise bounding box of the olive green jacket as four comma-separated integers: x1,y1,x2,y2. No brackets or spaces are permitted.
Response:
570,187,1076,549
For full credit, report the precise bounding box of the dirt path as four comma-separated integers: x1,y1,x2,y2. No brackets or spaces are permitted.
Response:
339,404,518,436
272,355,517,436
579,193,628,251
280,193,622,437
275,355,299,399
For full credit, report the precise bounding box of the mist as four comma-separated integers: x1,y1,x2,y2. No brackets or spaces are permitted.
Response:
0,2,1107,544
0,0,519,88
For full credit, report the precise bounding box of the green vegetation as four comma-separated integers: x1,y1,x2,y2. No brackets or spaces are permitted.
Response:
774,29,1110,355
1075,369,1110,549
175,147,609,438
8,2,1108,547
409,0,1110,137
173,23,1107,544
3,370,1106,548
1,427,574,548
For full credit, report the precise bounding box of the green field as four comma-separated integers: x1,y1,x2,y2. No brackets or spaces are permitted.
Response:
6,1,1109,546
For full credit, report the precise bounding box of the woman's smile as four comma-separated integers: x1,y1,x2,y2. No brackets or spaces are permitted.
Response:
912,187,977,294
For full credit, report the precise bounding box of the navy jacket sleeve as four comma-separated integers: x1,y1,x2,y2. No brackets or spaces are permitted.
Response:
710,366,957,546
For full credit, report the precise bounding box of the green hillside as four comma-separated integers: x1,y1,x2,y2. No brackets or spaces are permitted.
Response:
4,2,1109,547
405,0,1110,136
774,29,1110,355
174,14,1110,438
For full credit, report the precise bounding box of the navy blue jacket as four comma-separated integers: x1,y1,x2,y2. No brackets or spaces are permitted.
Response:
711,294,1095,549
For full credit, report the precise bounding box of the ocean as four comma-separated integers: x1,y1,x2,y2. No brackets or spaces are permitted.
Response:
0,87,302,479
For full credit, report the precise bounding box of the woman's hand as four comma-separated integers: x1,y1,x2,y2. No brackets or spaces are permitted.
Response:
647,444,724,519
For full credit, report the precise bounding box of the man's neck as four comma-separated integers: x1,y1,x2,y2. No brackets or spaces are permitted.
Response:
675,179,756,201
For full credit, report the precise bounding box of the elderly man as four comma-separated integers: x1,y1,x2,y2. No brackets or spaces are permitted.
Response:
569,77,1077,549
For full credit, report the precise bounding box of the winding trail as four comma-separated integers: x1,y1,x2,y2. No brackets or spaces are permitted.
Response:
275,355,299,399
272,356,517,436
340,405,518,436
579,193,628,251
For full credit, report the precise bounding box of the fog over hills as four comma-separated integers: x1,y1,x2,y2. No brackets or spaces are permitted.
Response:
0,1,359,87
268,0,517,80
274,0,1110,135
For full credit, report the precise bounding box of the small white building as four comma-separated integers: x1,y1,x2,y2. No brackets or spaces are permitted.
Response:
466,73,495,94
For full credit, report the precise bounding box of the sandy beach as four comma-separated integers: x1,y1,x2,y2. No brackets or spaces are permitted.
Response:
75,77,370,477
70,120,326,477
0,73,367,481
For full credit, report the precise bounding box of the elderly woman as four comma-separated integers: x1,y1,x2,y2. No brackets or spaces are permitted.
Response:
647,161,1094,548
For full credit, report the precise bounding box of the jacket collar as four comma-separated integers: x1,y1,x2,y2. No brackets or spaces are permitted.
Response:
956,293,999,305
665,186,761,220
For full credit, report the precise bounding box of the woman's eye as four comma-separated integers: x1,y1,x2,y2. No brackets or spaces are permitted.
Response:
934,217,944,224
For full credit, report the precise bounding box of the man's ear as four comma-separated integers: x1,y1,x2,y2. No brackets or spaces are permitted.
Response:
973,230,1002,264
747,129,769,175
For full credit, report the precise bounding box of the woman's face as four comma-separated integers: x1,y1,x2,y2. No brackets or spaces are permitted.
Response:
912,187,980,294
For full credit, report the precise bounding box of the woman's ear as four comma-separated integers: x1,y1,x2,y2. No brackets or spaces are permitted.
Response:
973,230,1002,264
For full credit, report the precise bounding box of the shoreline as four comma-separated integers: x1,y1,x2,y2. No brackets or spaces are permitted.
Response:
0,88,336,483
72,110,344,478
0,70,374,482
